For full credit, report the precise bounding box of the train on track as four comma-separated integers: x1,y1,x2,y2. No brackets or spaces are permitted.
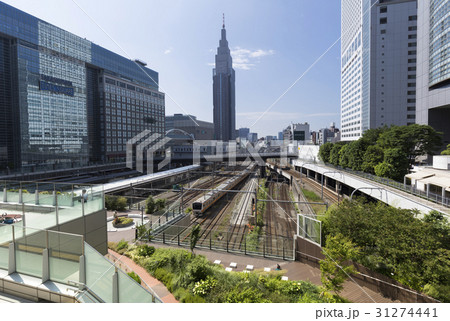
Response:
192,164,255,216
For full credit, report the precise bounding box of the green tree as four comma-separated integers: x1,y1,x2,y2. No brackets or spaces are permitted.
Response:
105,195,128,211
346,139,369,171
321,200,450,301
320,233,360,294
361,145,384,174
190,224,201,254
441,144,450,155
338,144,350,168
377,124,442,169
146,195,156,214
155,198,167,212
115,196,128,211
319,142,334,163
330,143,345,166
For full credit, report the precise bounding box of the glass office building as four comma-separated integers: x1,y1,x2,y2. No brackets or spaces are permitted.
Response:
416,0,450,150
0,2,164,171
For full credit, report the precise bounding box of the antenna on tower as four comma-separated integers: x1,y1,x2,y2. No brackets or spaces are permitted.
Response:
223,13,225,28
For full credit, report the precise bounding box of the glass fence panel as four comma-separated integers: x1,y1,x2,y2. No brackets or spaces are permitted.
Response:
48,231,82,284
85,243,114,303
24,195,58,230
117,269,155,303
21,191,35,204
58,200,83,225
38,192,56,206
57,192,74,207
83,192,104,215
0,224,13,269
15,227,45,278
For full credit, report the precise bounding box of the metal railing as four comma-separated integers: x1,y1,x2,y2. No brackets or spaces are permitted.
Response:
323,163,450,208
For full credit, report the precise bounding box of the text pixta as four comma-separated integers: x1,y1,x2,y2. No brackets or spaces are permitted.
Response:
316,308,359,320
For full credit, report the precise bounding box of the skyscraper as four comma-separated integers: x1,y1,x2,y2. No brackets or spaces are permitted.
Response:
213,16,236,141
340,0,418,141
416,0,450,149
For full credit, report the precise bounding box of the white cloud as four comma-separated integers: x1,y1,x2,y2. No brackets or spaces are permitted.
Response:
230,47,274,70
164,48,172,54
237,111,338,121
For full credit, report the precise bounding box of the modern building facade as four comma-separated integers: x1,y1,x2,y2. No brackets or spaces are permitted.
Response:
165,114,214,140
0,2,164,171
416,0,450,149
341,0,418,140
238,127,250,139
213,20,236,141
282,123,311,143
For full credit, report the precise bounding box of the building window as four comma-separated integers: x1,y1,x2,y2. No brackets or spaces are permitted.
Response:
407,98,416,103
408,34,417,39
408,50,416,55
408,66,416,71
408,26,417,31
409,15,417,21
408,58,416,63
381,29,386,34
380,17,387,24
380,6,387,13
408,42,417,47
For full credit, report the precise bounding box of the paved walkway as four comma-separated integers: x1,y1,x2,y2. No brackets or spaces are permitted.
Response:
107,249,178,303
108,229,397,303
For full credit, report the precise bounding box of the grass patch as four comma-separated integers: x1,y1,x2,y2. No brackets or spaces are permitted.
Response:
301,189,327,216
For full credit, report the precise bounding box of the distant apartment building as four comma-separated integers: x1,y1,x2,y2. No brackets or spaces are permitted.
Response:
248,132,258,143
341,0,418,140
238,127,250,139
0,2,164,171
319,123,340,145
282,123,310,143
278,132,283,140
165,114,214,140
416,0,450,149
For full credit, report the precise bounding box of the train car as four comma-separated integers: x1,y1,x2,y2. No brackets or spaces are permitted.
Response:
192,164,255,216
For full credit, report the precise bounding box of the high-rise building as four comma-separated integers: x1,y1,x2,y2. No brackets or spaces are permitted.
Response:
341,0,418,141
238,127,250,139
416,0,450,149
213,17,236,141
0,2,164,171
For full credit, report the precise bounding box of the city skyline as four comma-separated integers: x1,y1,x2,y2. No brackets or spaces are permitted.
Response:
2,0,342,137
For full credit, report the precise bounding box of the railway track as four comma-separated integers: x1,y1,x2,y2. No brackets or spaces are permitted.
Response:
227,177,256,250
288,169,339,204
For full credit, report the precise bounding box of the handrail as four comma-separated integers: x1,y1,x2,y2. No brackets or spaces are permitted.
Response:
67,280,105,303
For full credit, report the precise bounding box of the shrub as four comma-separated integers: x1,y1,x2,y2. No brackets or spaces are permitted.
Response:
136,244,155,257
192,276,217,297
128,271,141,284
112,217,133,228
105,195,128,211
116,239,129,252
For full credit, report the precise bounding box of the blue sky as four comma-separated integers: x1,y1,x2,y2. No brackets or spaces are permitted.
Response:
4,0,342,137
